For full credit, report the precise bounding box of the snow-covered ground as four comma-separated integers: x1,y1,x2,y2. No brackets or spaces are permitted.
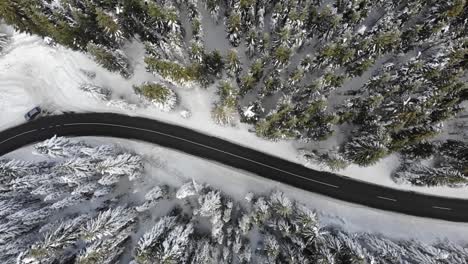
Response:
6,136,468,244
1,29,467,199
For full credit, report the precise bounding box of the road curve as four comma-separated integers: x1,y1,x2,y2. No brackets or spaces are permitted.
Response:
1,113,468,222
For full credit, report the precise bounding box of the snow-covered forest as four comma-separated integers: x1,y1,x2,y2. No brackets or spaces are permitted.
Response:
0,0,467,188
0,136,467,264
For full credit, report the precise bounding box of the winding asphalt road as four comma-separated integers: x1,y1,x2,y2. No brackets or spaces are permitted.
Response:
1,113,468,222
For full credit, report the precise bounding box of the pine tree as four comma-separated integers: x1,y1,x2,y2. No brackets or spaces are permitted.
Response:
272,45,292,69
188,239,213,264
57,157,95,180
400,141,437,160
212,81,238,126
439,140,468,173
87,42,133,78
255,100,298,140
189,41,204,63
81,207,135,242
145,56,200,85
225,49,242,77
155,223,194,263
252,197,271,224
0,1,52,38
97,153,143,182
303,148,349,171
226,11,241,47
343,128,389,166
261,70,283,96
24,217,85,262
197,190,222,217
95,7,124,44
34,135,84,158
134,82,177,112
76,225,132,264
0,159,34,184
269,191,293,218
135,216,178,263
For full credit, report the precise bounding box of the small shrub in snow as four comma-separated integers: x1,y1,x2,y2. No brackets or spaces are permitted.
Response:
244,96,266,123
79,83,111,101
106,99,137,111
212,81,238,126
43,37,56,46
134,82,177,112
211,104,237,126
135,185,168,211
144,186,167,201
93,186,113,198
302,148,349,171
244,192,254,202
72,182,99,196
135,203,152,213
176,179,202,199
79,69,97,79
179,109,192,119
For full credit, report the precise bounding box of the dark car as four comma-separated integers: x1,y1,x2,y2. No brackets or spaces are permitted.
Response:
24,106,42,121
